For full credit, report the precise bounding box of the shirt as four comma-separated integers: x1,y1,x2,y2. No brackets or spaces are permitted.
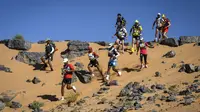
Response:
139,42,149,55
88,52,99,61
118,27,127,38
63,64,74,79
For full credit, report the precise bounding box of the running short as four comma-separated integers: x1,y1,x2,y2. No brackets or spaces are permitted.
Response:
132,36,140,44
62,78,72,84
88,60,99,67
43,54,53,61
108,60,117,67
163,27,168,33
156,26,162,31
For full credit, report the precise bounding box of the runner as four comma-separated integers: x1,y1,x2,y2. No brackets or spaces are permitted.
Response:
60,58,77,101
113,25,128,53
136,37,153,69
40,38,55,71
161,14,171,39
130,20,143,53
115,13,126,32
87,46,104,81
105,43,121,81
152,13,163,42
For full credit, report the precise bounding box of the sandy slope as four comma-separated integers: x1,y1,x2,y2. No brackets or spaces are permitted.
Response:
0,42,200,112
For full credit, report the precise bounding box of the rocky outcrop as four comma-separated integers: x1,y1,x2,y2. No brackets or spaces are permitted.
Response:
6,39,31,50
15,51,45,65
0,90,17,103
93,41,109,46
160,38,179,47
74,70,92,83
0,65,12,73
61,41,89,59
163,50,176,58
179,36,200,45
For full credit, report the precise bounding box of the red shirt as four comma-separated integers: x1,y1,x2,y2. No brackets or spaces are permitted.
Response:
139,42,148,55
64,64,75,79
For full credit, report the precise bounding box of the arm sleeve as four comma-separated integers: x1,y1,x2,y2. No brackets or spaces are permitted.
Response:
50,45,55,54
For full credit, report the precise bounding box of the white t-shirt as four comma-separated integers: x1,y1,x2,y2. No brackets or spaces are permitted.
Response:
118,27,127,38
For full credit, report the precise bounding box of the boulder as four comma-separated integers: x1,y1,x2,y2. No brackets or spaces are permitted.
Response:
179,36,200,45
163,50,176,58
6,39,31,50
10,101,22,108
160,38,179,47
74,70,92,83
74,62,84,70
32,77,41,84
61,41,89,59
0,39,9,44
0,101,5,111
182,97,194,105
0,65,12,73
0,90,17,103
15,51,45,65
185,64,195,73
93,41,109,46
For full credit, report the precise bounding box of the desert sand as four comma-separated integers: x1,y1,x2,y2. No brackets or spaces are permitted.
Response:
0,42,200,112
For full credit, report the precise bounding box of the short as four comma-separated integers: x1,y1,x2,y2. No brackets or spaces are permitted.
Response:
108,60,117,67
156,26,162,31
163,27,169,33
62,78,72,84
88,60,99,67
132,36,140,44
43,54,53,61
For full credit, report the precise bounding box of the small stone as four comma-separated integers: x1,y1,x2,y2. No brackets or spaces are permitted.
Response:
171,63,177,68
156,84,165,90
26,79,32,83
10,101,22,109
142,80,144,82
179,89,192,96
147,96,155,102
151,85,156,90
181,61,184,64
182,82,189,85
41,83,45,86
166,95,176,102
162,61,166,64
92,93,99,97
155,72,161,77
155,104,161,107
148,79,152,81
32,77,41,84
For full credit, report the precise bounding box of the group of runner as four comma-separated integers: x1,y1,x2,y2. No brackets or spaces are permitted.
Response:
40,13,171,100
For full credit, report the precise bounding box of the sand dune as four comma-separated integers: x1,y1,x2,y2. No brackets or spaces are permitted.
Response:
0,42,200,112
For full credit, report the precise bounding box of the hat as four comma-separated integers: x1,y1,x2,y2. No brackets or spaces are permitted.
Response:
45,38,50,42
162,14,165,18
140,37,144,41
108,43,114,48
63,58,69,63
135,20,139,23
157,13,161,16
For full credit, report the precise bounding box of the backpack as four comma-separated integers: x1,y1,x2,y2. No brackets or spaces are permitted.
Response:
121,17,126,26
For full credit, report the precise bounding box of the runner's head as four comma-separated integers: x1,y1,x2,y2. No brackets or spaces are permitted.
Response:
45,38,51,44
162,14,166,19
63,58,69,64
117,13,121,18
157,13,161,17
88,46,93,53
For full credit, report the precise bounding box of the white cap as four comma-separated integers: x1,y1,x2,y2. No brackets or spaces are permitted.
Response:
157,13,161,16
63,58,68,63
46,38,50,42
109,43,114,48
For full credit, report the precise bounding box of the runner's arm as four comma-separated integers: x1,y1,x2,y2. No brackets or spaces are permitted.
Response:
50,45,55,54
152,20,156,29
167,21,171,27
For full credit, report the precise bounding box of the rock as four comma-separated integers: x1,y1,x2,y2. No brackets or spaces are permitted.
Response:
195,74,200,78
188,84,199,92
15,51,45,65
92,93,99,97
160,38,179,47
155,72,161,77
166,95,176,102
26,79,32,83
171,63,177,68
74,62,84,70
147,96,155,102
97,98,107,104
182,97,194,105
151,110,157,112
10,101,22,108
179,36,200,45
0,90,17,103
195,89,200,93
0,101,5,111
76,99,86,106
151,85,156,90
6,39,31,50
32,77,41,84
179,64,186,72
156,84,165,90
93,41,109,46
182,82,189,85
185,64,195,73
32,108,44,112
0,39,9,44
179,89,192,96
134,101,142,110
160,95,167,101
161,61,166,64
138,86,151,93
193,80,199,83
108,80,119,86
37,40,46,44
74,70,91,83
195,66,200,72
155,104,161,107
0,65,12,73
61,41,89,59
163,50,176,58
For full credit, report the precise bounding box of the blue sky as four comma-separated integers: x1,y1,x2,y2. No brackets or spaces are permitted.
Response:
0,0,200,42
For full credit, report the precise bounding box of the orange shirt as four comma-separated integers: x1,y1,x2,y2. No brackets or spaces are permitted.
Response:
64,64,74,79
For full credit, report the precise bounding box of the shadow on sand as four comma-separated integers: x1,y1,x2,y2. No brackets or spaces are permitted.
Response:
37,94,59,102
32,63,46,71
121,67,141,72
